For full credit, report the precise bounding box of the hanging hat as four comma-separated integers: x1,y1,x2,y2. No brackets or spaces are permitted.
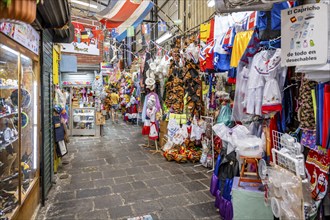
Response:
54,105,63,114
149,62,156,71
145,77,155,87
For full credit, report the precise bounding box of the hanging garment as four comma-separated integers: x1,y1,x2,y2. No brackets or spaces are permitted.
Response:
261,49,285,114
230,30,254,68
323,84,330,148
141,92,161,122
217,104,232,126
257,1,298,31
299,77,317,130
246,50,267,116
232,64,250,121
316,83,325,145
214,14,234,39
240,30,260,65
200,22,211,43
214,34,231,72
147,106,158,140
53,116,65,142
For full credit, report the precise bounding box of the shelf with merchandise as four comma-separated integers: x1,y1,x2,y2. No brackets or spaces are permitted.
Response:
72,113,94,117
0,112,18,119
0,136,19,151
0,86,19,90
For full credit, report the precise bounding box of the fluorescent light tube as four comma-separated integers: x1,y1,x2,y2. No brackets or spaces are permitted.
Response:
71,0,98,9
207,0,215,7
156,32,173,44
33,81,38,169
1,45,19,56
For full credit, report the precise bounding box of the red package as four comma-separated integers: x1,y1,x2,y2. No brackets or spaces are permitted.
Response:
305,150,330,201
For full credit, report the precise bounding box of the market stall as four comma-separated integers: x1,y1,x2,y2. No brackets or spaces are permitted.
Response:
90,0,330,219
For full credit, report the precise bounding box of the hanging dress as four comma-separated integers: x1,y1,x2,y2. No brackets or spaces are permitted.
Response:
147,106,158,140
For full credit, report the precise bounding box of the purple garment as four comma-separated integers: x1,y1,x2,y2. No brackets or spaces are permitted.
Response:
210,174,219,196
141,92,161,122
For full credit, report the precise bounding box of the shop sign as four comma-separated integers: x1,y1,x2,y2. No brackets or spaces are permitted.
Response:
0,22,39,55
60,42,100,56
281,3,328,66
100,62,113,74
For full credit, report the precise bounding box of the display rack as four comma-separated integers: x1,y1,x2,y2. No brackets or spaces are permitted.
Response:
271,130,301,176
71,107,96,136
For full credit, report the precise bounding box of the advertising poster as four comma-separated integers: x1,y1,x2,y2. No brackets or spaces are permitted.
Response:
281,3,328,66
0,22,40,55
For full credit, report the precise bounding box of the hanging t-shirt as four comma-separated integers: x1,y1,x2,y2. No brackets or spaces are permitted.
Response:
214,15,234,39
230,30,254,68
200,22,211,43
257,1,298,31
214,34,230,72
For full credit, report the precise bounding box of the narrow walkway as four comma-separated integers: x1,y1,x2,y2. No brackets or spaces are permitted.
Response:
37,121,218,220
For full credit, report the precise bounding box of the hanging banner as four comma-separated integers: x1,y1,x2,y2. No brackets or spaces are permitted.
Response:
281,3,328,66
60,22,100,55
61,42,99,55
100,62,113,74
0,22,39,55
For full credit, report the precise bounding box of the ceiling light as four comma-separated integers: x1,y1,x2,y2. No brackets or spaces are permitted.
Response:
71,0,98,9
156,32,173,44
207,0,215,7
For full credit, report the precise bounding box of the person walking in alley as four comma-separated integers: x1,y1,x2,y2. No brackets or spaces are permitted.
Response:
110,88,120,123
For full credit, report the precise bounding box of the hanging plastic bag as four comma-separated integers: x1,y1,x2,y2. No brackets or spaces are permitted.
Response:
217,104,232,125
167,118,180,139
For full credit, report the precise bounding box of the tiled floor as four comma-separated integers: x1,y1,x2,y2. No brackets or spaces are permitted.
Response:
36,120,219,220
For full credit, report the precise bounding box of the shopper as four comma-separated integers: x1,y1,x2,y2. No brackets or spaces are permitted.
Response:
110,88,120,123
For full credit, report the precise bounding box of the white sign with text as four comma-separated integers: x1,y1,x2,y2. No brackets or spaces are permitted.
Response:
281,3,328,66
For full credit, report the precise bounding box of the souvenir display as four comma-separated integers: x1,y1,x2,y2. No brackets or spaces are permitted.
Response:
35,0,330,219
0,38,39,219
10,88,31,109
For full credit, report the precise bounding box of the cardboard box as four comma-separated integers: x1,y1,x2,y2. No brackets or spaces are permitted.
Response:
96,112,105,125
159,120,168,133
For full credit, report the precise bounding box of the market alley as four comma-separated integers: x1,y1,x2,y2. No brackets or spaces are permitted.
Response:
36,121,218,220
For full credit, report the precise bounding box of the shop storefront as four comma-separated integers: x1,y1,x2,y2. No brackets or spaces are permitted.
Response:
0,23,40,220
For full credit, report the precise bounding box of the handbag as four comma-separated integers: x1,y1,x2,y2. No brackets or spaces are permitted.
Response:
56,140,68,157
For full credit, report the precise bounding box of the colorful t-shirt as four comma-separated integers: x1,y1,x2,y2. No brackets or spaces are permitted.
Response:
110,93,119,105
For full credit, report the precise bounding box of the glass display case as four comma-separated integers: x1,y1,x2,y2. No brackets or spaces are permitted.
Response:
0,40,39,219
71,108,96,136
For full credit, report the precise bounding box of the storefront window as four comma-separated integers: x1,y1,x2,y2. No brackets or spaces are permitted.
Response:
0,43,20,218
20,54,37,198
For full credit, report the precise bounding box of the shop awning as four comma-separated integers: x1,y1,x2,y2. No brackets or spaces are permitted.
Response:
33,0,74,43
95,0,154,42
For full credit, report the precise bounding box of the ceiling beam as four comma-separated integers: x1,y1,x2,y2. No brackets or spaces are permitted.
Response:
159,0,170,10
90,0,108,7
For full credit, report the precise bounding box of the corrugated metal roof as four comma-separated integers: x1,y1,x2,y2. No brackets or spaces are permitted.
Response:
37,0,71,28
32,0,74,43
